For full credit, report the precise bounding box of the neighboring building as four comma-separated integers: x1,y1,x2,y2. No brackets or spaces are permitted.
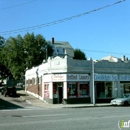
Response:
48,37,74,58
101,55,119,62
94,55,130,103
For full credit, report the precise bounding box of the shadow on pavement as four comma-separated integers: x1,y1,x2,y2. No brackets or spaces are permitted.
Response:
0,97,23,110
9,93,20,98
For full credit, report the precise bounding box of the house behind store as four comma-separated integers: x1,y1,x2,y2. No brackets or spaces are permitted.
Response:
25,38,130,104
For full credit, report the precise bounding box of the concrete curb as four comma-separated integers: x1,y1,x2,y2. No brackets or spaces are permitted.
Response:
60,104,112,108
19,92,112,108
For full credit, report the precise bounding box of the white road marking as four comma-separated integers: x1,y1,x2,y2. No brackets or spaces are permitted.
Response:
23,113,68,118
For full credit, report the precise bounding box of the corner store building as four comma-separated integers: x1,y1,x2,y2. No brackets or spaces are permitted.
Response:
25,55,130,104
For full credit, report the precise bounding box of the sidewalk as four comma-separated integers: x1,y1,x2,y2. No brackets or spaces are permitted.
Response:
17,90,111,108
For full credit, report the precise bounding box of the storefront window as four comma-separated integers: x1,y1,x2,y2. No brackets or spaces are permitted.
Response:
44,83,49,98
53,83,57,98
79,83,89,96
123,83,130,94
67,82,77,97
96,82,113,98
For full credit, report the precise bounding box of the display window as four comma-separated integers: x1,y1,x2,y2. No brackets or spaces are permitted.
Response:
79,83,89,97
96,82,114,98
67,82,77,97
44,83,49,98
121,83,130,94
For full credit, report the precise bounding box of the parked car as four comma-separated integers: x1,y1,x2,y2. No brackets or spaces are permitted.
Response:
1,86,17,97
110,94,130,106
16,83,24,90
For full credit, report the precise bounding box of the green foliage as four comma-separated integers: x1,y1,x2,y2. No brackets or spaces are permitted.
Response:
73,49,86,60
0,36,13,80
1,33,54,79
2,35,25,79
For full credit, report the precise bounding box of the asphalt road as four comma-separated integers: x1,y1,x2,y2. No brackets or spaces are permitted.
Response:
0,106,130,130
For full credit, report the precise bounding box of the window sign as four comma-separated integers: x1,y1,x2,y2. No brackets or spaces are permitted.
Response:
44,83,49,98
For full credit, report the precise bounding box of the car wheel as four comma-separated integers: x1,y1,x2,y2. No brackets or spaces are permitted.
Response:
124,101,128,106
4,92,7,97
1,90,4,95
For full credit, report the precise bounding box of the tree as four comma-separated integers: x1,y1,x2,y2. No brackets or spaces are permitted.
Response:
2,33,54,79
23,33,53,69
2,35,25,79
73,49,86,60
0,36,13,82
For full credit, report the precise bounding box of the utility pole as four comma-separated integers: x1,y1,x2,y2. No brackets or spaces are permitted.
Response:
46,46,48,61
92,60,95,105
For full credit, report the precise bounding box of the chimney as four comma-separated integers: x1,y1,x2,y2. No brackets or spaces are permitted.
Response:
126,57,128,61
122,55,125,61
52,37,54,44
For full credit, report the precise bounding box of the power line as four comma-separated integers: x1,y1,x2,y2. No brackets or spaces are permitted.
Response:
0,0,37,10
80,49,130,56
0,0,125,35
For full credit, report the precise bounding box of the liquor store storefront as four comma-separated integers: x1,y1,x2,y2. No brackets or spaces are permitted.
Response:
43,74,90,104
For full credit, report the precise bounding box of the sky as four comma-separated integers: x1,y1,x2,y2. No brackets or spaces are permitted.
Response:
0,0,129,60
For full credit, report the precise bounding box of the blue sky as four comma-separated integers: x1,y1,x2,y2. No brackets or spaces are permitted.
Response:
0,0,129,60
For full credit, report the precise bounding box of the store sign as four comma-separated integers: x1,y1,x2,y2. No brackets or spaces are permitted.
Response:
51,74,66,81
45,74,90,82
67,74,90,81
120,75,130,81
94,74,118,81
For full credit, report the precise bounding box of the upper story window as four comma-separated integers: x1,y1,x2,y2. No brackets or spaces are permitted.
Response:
30,79,32,84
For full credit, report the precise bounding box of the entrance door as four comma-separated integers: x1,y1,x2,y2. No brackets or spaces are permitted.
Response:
58,87,63,103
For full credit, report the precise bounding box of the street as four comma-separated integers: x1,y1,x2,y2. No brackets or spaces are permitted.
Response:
0,91,130,130
0,106,130,130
